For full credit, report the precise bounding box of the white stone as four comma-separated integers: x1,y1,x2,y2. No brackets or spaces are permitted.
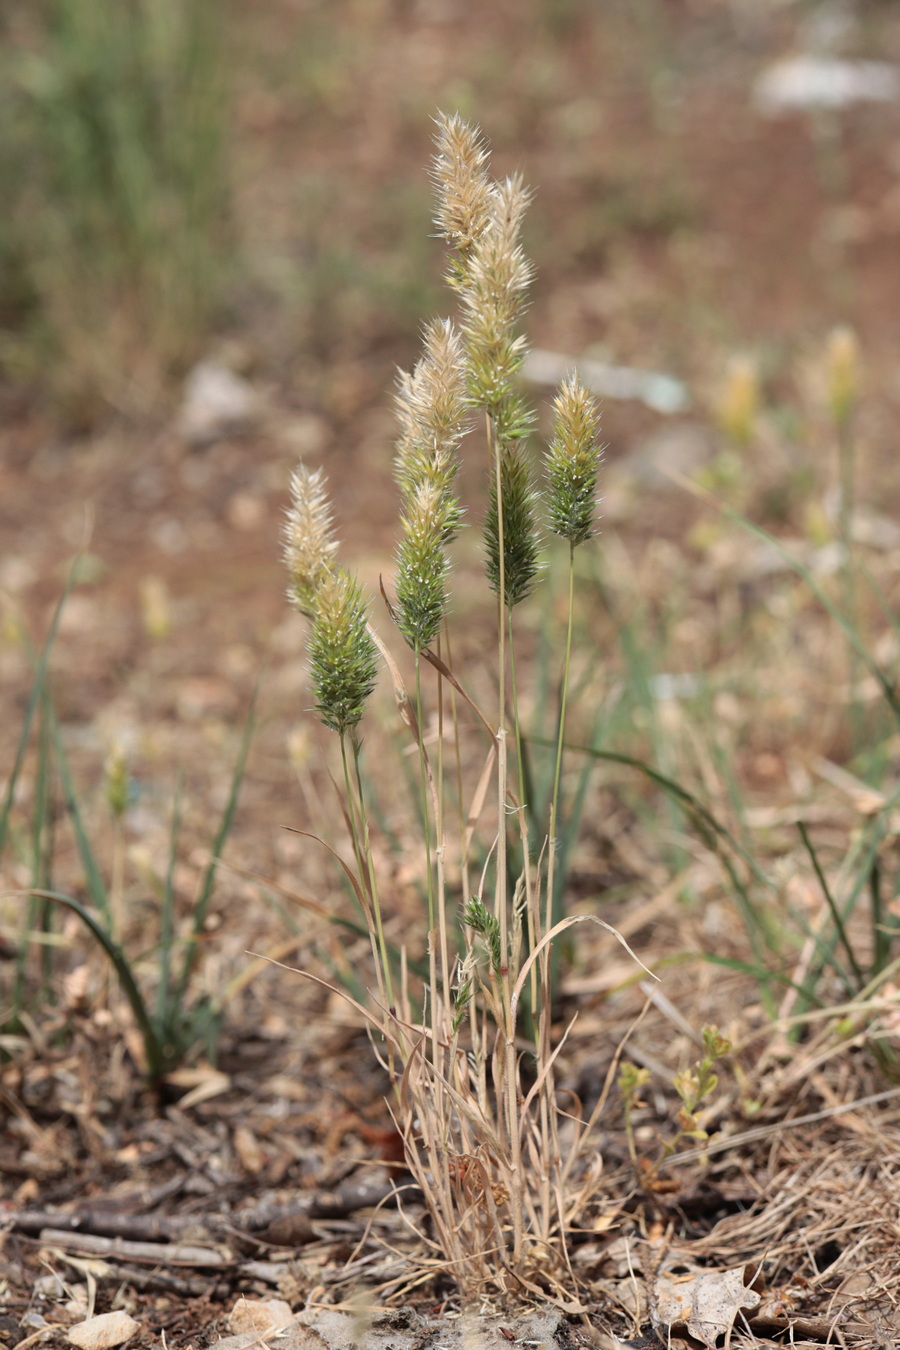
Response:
524,348,689,414
67,1311,141,1349
179,360,259,446
228,1298,294,1335
754,57,900,114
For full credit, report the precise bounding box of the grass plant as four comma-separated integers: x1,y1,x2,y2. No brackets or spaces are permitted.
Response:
1,583,256,1085
4,0,228,417
283,113,634,1307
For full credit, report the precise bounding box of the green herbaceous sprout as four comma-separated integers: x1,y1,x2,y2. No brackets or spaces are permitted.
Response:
104,741,129,819
308,568,379,736
283,463,339,618
463,895,502,976
545,376,603,547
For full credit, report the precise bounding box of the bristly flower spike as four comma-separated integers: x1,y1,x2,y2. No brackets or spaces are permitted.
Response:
394,317,470,651
395,479,454,654
461,174,535,445
448,159,540,610
308,568,379,736
545,376,603,548
485,443,541,609
284,463,339,618
431,111,494,289
394,317,468,539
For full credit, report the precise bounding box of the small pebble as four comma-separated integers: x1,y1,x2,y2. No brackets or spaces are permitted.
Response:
67,1311,141,1349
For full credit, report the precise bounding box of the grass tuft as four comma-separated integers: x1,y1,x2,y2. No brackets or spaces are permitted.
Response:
4,0,229,417
283,112,617,1308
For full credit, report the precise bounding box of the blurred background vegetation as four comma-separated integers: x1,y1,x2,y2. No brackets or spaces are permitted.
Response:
2,0,898,431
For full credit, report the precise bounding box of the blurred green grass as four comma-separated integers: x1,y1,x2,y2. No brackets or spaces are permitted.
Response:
1,0,229,421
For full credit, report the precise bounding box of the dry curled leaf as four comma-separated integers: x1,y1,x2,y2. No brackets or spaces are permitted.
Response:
654,1263,761,1348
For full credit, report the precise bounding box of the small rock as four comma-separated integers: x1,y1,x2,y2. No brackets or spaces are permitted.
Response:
0,555,37,592
524,348,690,414
619,422,715,489
226,490,265,531
67,1311,140,1349
21,1313,50,1331
228,1298,294,1335
280,412,330,459
754,56,900,114
33,1274,67,1300
179,360,259,447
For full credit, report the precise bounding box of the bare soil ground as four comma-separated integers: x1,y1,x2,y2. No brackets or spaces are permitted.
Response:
5,3,900,1346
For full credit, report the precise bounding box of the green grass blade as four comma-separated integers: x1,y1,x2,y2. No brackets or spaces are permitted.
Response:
692,488,900,724
34,690,57,990
46,698,111,926
530,737,774,892
797,820,864,990
14,690,55,1021
701,952,828,1009
174,688,257,1006
32,888,165,1080
156,778,183,1034
793,814,887,1006
528,732,780,1010
870,856,891,977
0,575,74,856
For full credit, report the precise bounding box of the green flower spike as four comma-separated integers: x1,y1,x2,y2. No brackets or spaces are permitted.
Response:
394,317,468,542
395,480,454,654
485,440,541,610
308,568,379,736
461,175,536,445
545,376,603,548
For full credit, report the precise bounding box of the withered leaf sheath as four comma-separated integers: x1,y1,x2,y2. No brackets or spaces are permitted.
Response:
545,376,603,548
308,569,379,736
